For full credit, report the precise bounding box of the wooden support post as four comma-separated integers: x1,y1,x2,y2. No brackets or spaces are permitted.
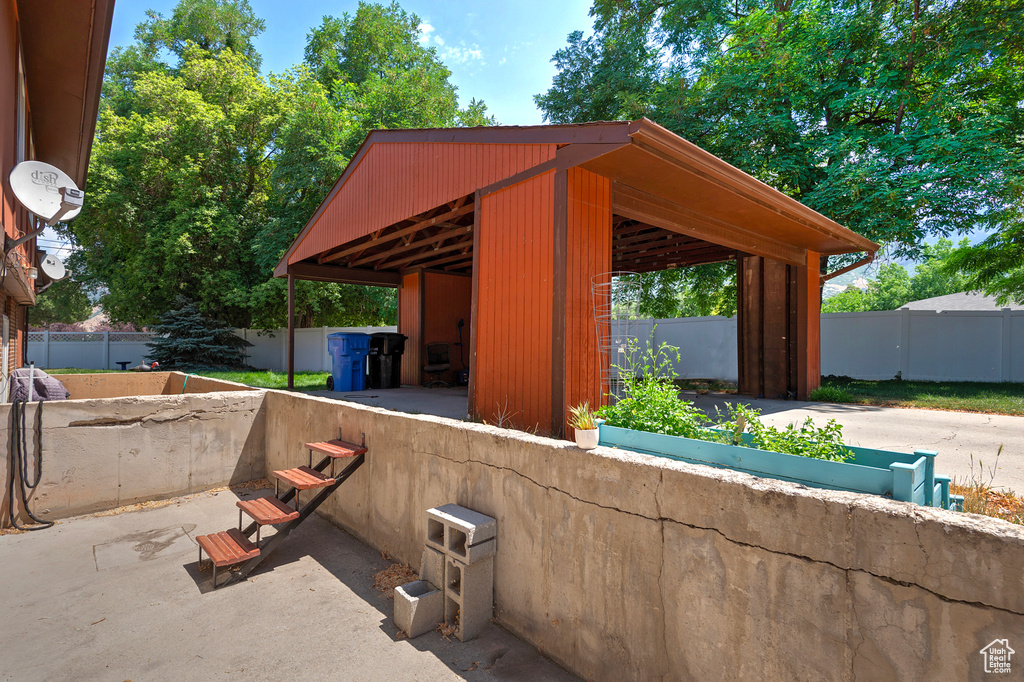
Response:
794,250,821,400
287,273,295,389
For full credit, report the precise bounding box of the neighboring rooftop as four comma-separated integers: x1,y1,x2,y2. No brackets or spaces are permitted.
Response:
900,291,1024,312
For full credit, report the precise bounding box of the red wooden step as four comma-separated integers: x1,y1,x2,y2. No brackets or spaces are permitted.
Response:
272,465,336,490
197,528,260,567
237,496,300,525
305,439,367,459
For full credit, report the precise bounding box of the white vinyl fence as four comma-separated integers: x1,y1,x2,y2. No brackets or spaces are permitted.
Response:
27,326,396,372
618,308,1023,383
27,310,1023,383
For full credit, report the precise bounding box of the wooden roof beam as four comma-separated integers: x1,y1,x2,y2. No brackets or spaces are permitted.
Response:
317,200,474,264
613,183,806,266
285,262,401,286
351,224,471,268
378,236,475,270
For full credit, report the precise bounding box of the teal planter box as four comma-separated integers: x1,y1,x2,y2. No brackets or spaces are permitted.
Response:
598,423,962,510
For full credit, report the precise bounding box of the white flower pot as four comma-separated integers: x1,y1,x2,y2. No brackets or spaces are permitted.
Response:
574,427,599,449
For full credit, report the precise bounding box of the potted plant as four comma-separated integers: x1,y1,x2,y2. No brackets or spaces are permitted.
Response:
569,402,600,449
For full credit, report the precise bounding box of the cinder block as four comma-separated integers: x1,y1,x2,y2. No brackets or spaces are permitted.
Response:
394,580,444,639
420,546,445,587
444,556,493,641
451,536,496,564
426,504,496,561
426,516,446,554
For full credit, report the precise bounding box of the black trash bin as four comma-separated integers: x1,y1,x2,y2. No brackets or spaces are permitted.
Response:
368,332,407,389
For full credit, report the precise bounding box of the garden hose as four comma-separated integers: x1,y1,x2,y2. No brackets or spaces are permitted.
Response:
7,399,52,530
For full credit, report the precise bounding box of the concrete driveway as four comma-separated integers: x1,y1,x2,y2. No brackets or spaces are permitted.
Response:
688,393,1024,494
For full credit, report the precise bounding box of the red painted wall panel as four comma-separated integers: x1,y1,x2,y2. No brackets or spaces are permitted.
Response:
473,172,554,431
398,272,421,386
423,272,471,384
290,142,556,264
563,168,612,428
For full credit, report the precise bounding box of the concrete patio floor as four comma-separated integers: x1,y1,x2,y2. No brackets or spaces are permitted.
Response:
0,486,576,682
307,385,470,421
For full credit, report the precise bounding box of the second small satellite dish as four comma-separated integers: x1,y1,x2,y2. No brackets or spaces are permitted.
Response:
39,253,66,281
8,160,84,225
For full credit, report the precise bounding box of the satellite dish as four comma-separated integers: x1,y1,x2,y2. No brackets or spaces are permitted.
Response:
39,253,66,281
8,160,84,226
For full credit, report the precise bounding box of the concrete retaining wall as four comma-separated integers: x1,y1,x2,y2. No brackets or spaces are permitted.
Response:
1,389,265,525
264,390,1024,681
53,371,256,400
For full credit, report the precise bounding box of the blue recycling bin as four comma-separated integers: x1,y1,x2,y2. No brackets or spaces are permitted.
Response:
326,332,371,392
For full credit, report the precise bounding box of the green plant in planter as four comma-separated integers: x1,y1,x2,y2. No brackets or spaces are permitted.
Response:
598,339,713,440
599,339,853,462
713,403,853,462
568,402,598,431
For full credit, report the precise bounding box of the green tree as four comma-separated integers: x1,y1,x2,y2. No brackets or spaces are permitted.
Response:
864,263,914,311
146,298,252,368
909,238,967,302
65,0,492,330
538,0,1024,259
943,224,1024,305
68,46,285,327
304,2,495,156
28,279,94,327
136,0,265,68
622,263,737,319
821,286,869,313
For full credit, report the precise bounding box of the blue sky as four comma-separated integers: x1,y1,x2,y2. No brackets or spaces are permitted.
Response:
107,0,595,125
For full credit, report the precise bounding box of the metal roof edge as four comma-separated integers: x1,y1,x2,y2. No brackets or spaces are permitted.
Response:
627,118,878,254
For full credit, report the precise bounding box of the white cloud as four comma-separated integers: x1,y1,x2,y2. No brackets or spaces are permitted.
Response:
434,35,445,46
442,42,485,66
417,22,434,45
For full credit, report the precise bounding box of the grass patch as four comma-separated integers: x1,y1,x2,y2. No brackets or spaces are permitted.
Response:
195,370,330,391
950,449,1024,525
818,375,1024,416
46,368,119,374
44,367,330,391
808,385,854,403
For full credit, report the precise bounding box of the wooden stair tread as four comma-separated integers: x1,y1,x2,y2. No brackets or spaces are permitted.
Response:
236,496,300,525
197,528,260,567
305,439,367,458
272,465,336,490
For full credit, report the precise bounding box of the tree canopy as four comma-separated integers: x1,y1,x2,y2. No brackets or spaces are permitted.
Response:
29,279,94,327
822,238,968,312
65,0,492,330
538,0,1023,304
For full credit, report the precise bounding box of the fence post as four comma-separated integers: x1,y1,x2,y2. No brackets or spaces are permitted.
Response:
42,330,49,368
322,326,329,372
899,308,911,380
1002,308,1012,382
104,331,110,370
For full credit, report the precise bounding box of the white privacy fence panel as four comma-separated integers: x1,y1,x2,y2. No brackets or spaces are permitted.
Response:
25,312,1022,383
630,309,1022,384
820,312,902,380
821,309,1021,382
28,332,154,370
28,327,397,372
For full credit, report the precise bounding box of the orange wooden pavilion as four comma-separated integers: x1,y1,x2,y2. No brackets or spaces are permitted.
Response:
275,119,876,436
